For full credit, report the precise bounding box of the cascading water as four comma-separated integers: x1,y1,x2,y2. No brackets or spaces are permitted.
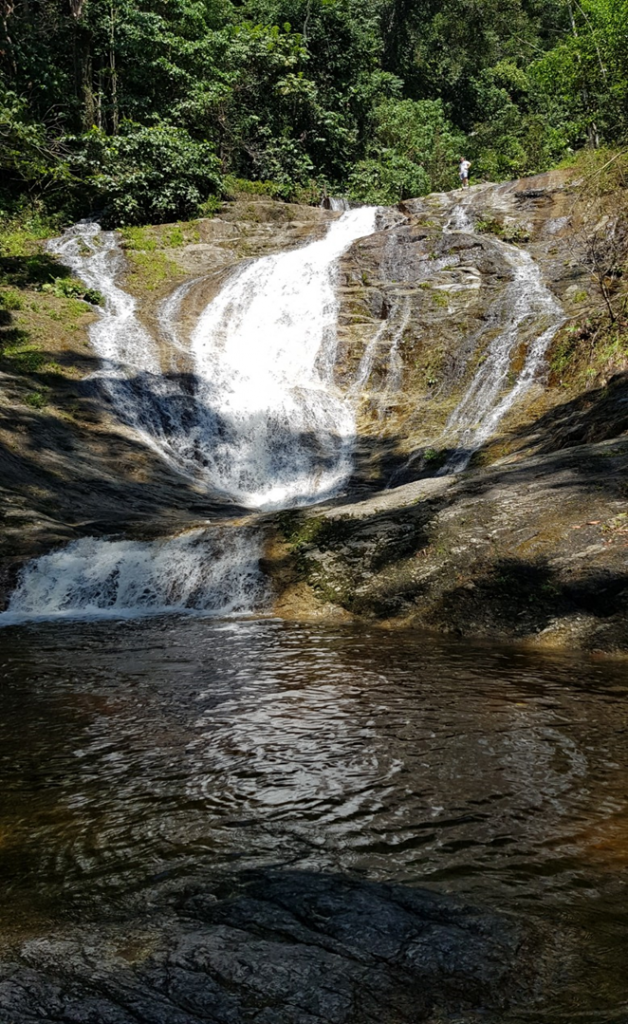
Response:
3,195,566,624
47,223,195,475
438,206,564,471
49,209,378,510
188,206,378,508
393,199,565,480
2,208,378,624
1,528,267,625
441,247,564,471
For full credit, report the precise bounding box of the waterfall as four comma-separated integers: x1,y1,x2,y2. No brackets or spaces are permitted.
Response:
47,223,200,477
392,201,565,480
2,208,378,625
5,193,566,624
188,206,379,508
440,235,564,472
49,209,378,510
321,197,351,212
0,528,267,625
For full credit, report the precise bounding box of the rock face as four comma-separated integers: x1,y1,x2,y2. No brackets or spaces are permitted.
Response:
0,870,539,1024
266,170,628,652
335,171,596,486
272,429,628,653
1,174,627,649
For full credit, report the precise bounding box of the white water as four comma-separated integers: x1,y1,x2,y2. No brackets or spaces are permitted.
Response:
189,206,379,508
47,223,198,475
0,528,266,625
2,208,378,625
5,197,566,624
393,200,565,479
440,223,564,471
49,209,378,510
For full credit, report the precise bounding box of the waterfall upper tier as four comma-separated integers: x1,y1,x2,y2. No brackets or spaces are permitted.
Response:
48,206,380,512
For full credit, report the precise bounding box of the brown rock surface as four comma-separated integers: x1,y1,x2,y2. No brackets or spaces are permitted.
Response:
1,177,627,650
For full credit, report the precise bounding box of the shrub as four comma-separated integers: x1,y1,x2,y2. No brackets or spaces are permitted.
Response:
347,154,430,205
68,124,222,227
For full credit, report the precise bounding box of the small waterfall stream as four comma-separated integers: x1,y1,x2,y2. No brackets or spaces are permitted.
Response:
438,202,565,471
1,528,267,625
397,201,565,479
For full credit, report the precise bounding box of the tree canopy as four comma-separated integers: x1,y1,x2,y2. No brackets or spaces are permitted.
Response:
1,0,627,223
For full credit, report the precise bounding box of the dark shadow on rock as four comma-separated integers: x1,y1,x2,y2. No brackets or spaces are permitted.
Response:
500,371,628,455
433,557,628,637
0,868,540,1024
0,252,73,288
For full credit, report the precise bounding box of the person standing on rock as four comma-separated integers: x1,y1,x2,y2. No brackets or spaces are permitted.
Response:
458,157,471,188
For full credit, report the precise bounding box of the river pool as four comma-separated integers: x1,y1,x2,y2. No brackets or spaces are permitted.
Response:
1,617,627,1021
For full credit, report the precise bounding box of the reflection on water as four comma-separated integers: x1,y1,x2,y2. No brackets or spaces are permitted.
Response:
0,618,627,1018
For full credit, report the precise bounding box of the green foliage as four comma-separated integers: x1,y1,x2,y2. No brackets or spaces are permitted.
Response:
67,124,222,226
0,89,58,193
23,390,49,410
348,155,429,205
1,0,628,222
348,99,463,203
40,277,104,305
1,340,46,374
0,288,22,311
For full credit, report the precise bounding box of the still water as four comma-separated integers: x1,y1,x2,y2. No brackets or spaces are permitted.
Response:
1,617,627,1019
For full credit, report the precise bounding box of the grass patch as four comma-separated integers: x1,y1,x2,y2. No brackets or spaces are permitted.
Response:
23,389,49,409
41,277,103,305
121,220,201,252
2,340,46,373
476,218,529,243
1,288,23,310
0,208,67,289
121,225,159,251
549,313,628,388
123,248,184,292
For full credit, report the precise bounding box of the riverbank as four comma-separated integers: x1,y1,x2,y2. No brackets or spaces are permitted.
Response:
269,426,628,654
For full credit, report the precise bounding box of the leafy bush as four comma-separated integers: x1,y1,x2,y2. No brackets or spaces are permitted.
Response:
347,155,430,204
40,277,103,305
370,99,466,191
69,124,222,227
347,98,465,203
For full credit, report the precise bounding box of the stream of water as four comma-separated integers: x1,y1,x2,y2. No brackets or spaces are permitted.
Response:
440,203,565,470
49,208,378,510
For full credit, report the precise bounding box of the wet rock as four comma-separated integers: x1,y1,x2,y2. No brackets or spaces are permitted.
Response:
0,871,539,1024
272,433,628,653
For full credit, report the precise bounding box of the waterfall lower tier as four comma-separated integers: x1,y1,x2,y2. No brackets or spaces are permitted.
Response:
0,529,267,625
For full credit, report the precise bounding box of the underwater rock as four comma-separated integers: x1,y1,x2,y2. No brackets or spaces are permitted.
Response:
0,870,539,1024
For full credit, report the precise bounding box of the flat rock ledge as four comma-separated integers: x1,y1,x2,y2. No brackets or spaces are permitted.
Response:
271,434,628,654
0,871,542,1024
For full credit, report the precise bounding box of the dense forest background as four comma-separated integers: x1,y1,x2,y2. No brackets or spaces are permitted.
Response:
1,0,627,225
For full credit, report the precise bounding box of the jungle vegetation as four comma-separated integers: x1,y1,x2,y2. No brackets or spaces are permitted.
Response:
1,0,627,225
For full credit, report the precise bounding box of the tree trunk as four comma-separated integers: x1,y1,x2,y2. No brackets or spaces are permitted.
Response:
110,0,119,133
